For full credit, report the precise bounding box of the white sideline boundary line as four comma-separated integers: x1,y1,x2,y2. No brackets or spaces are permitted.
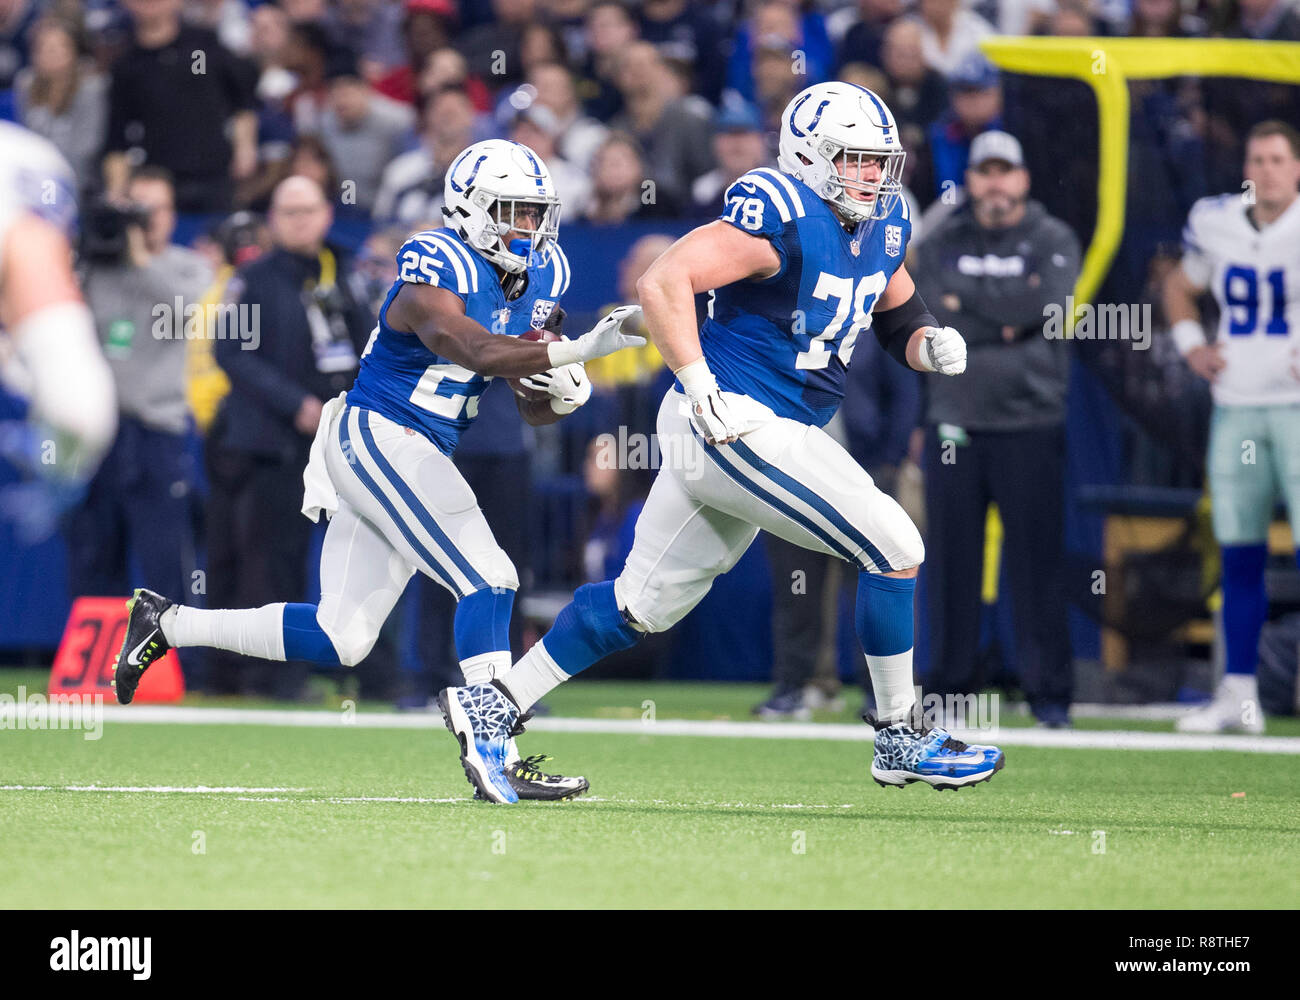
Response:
2,702,1298,754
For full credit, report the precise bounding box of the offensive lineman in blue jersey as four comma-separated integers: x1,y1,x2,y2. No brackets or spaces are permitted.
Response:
442,84,1006,802
111,139,646,800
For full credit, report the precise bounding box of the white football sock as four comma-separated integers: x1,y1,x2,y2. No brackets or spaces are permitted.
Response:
162,604,287,660
460,650,512,686
498,641,570,713
866,650,916,724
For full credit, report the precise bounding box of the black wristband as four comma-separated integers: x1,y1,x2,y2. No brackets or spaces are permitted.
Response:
873,291,937,367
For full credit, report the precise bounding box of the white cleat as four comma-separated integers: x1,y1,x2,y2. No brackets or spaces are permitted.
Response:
1176,674,1265,734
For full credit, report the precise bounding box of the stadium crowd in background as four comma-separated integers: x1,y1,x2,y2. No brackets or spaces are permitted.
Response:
0,0,1296,713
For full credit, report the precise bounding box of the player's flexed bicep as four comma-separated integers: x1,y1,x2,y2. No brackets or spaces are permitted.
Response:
636,220,782,446
873,263,966,376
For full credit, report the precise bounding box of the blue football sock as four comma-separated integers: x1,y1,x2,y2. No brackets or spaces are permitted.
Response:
453,586,514,660
1220,543,1268,677
541,581,640,676
282,603,342,666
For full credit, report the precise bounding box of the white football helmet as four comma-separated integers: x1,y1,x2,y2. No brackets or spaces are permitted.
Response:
777,82,906,223
442,139,561,274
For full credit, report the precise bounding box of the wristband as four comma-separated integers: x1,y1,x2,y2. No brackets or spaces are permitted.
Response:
546,338,580,367
674,357,718,397
1170,319,1206,355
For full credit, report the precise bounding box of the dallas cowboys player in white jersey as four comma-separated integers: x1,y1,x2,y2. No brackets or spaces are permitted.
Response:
0,121,116,486
439,84,1007,803
111,139,646,800
1165,120,1300,734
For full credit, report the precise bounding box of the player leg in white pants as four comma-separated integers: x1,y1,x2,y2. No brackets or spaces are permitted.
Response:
500,389,923,723
156,403,518,678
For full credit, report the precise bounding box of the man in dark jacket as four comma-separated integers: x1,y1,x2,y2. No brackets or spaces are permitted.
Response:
912,130,1081,727
212,175,372,698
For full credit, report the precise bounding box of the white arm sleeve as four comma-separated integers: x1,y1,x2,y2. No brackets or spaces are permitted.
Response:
8,300,117,478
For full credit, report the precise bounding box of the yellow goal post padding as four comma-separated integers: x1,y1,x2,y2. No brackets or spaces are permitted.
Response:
978,38,1300,309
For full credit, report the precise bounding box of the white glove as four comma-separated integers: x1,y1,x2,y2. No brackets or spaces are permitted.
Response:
677,358,744,445
919,326,967,376
548,304,646,366
520,361,592,414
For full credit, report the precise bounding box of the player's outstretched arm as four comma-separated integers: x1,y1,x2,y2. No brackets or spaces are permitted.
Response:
636,221,780,445
1,213,116,478
389,283,644,379
875,264,966,376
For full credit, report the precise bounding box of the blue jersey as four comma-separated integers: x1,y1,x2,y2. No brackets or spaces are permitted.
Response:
700,167,912,426
346,227,571,454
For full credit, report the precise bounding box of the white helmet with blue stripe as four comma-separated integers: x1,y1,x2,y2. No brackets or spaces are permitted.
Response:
777,82,905,223
443,138,562,274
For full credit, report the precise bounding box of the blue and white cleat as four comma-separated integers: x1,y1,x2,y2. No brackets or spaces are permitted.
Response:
437,682,520,803
865,710,1005,790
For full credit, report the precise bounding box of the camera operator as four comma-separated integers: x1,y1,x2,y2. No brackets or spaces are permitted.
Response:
67,165,212,610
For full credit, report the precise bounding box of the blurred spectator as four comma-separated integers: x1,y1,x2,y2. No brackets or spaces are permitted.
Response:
458,0,536,90
247,2,296,160
581,132,680,222
609,41,714,208
637,0,726,104
519,21,569,77
68,167,212,608
924,52,1002,204
373,0,456,105
324,0,406,79
509,104,591,216
238,132,341,212
835,0,904,72
579,0,637,121
316,66,415,215
913,131,1081,727
725,0,832,104
1202,0,1300,190
183,0,252,57
14,16,107,186
0,0,40,93
1048,0,1097,35
1224,0,1300,39
192,210,268,695
188,210,269,433
211,175,372,698
419,45,492,110
749,33,804,135
689,100,771,217
994,0,1054,34
915,0,994,79
527,60,609,170
281,0,327,23
881,17,948,140
373,84,478,224
543,0,591,65
102,0,258,213
281,20,341,136
350,224,405,315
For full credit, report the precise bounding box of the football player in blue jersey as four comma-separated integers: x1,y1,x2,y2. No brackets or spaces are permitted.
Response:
111,139,646,801
440,84,1006,802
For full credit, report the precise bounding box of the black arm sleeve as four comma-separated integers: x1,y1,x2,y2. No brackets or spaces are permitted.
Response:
872,290,938,369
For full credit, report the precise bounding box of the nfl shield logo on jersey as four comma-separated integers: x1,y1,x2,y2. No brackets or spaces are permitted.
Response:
885,225,902,258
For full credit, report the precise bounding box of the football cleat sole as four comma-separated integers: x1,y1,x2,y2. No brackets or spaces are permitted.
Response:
871,752,1006,790
436,688,517,804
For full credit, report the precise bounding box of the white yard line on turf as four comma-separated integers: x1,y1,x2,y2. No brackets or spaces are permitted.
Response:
3,702,1298,754
0,784,306,793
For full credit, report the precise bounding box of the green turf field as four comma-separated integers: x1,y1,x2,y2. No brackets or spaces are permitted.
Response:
4,689,1298,908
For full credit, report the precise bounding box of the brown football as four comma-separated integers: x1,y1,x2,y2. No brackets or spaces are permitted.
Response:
508,327,561,400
